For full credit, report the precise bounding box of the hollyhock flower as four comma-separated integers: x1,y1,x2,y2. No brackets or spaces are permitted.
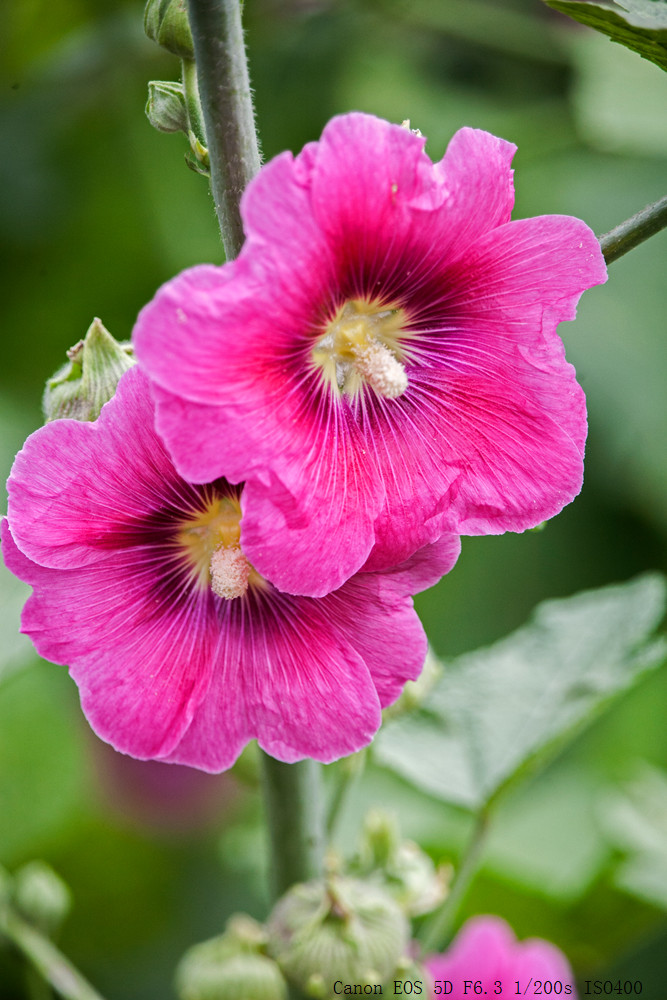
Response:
133,112,607,598
425,915,578,998
1,366,459,772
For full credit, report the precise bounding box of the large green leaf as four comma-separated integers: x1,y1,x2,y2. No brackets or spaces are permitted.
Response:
375,575,666,811
544,0,667,72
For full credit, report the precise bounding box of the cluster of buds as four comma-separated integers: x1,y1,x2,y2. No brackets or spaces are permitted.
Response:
174,809,449,999
143,0,210,175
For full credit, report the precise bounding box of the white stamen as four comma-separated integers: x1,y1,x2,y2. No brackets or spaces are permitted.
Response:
209,546,250,600
354,341,408,399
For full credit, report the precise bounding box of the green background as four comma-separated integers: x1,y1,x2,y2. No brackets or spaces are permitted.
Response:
1,0,666,996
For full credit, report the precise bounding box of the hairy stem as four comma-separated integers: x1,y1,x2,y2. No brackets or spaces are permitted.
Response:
186,0,261,258
599,194,667,265
419,809,490,955
0,905,106,1000
260,755,324,900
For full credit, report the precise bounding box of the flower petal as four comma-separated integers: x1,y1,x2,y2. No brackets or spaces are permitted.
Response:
1,519,214,760
163,587,382,770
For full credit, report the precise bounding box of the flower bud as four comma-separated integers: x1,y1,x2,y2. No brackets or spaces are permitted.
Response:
13,861,71,936
144,0,194,60
146,80,188,134
175,914,287,1000
267,876,410,995
176,948,287,1000
353,810,449,917
42,318,135,423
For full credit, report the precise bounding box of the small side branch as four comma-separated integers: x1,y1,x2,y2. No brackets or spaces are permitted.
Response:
599,194,667,265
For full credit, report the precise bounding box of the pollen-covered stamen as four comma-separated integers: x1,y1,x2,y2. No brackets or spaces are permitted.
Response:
177,492,263,598
353,340,408,399
312,298,409,399
209,545,251,600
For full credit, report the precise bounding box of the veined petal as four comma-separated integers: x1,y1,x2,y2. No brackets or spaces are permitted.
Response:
1,520,213,760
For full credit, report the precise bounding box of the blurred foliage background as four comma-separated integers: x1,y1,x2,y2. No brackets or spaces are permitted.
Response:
1,0,666,997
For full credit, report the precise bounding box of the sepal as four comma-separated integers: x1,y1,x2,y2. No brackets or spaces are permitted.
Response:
42,318,135,423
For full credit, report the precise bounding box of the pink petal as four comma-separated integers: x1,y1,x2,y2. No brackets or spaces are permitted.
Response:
7,366,203,570
163,587,382,770
1,520,213,760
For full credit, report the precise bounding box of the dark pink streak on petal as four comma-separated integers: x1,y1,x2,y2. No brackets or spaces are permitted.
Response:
163,585,382,771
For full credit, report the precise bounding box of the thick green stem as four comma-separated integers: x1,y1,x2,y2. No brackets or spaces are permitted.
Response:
186,0,261,258
0,905,106,1000
599,194,667,265
419,810,489,955
260,755,324,901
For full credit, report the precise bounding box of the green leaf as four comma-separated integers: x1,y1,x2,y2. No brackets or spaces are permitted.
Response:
602,762,667,909
543,0,667,72
375,575,667,811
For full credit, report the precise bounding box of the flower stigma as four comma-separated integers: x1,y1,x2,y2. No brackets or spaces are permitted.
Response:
176,491,261,599
312,298,409,399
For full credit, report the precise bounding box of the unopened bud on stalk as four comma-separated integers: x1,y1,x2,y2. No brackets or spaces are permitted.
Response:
42,318,135,423
13,861,71,936
267,876,410,996
146,80,188,134
144,0,194,59
355,809,449,917
175,914,287,1000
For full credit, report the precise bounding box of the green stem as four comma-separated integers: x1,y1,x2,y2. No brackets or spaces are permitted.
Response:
418,809,489,955
0,905,106,1000
326,751,367,840
186,0,261,258
599,194,667,265
260,754,324,901
181,57,206,147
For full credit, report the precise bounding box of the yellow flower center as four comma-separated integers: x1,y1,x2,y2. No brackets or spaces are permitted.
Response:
312,298,409,399
176,492,261,600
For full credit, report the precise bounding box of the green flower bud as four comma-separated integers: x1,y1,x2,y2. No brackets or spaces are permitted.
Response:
42,318,135,423
353,809,448,917
175,913,287,1000
267,876,410,997
13,861,71,936
146,80,188,134
177,952,287,1000
144,0,194,60
176,940,287,1000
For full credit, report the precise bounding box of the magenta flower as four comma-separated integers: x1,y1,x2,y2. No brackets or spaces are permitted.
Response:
2,367,459,771
133,112,607,598
425,915,578,998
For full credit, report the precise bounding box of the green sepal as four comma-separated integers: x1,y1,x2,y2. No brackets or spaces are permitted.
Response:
42,318,135,423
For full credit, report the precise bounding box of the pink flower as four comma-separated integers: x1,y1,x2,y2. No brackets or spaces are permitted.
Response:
2,367,459,772
425,915,578,999
133,112,607,598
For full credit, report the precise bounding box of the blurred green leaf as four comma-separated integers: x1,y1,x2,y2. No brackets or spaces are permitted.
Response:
603,761,667,908
544,0,667,72
375,575,666,811
569,28,667,156
0,663,87,863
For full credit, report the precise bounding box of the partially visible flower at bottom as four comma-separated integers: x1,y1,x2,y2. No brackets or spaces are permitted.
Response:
425,916,578,999
1,366,460,772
